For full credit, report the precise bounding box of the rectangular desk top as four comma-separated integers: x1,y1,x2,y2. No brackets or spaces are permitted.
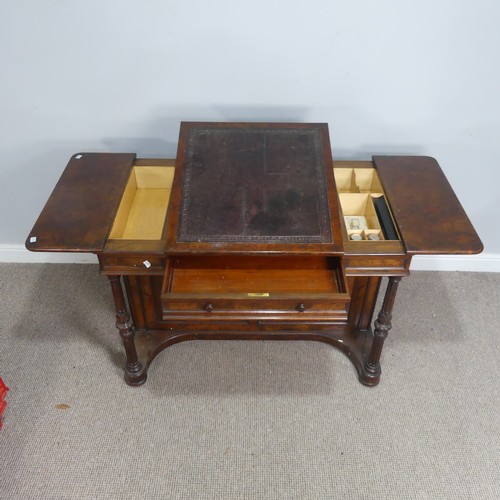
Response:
165,122,345,255
25,124,483,260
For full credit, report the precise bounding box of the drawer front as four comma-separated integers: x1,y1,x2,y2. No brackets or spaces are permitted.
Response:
162,293,350,322
99,254,165,275
344,255,409,276
161,255,350,322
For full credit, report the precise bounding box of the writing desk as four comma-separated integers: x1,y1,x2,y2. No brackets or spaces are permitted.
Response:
26,122,482,386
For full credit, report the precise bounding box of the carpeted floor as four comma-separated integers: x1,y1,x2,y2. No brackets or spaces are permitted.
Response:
0,264,499,499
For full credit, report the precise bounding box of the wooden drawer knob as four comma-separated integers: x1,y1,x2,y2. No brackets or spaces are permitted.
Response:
204,303,214,312
296,303,306,312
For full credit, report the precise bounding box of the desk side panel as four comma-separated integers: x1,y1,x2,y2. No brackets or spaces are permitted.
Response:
26,153,136,252
373,156,483,255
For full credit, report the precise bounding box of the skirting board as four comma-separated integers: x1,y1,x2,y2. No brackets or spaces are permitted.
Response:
409,254,500,272
0,245,499,272
0,245,97,264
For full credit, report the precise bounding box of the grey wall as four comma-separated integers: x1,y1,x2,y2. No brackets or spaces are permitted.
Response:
1,1,499,259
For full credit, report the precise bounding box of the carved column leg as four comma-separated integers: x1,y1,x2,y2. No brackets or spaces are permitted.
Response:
108,276,146,386
360,276,401,386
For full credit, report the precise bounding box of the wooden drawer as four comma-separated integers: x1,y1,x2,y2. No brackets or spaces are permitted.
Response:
161,256,350,322
99,254,165,275
343,255,409,276
99,162,174,275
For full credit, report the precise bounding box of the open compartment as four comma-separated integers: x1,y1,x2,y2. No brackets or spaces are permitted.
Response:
334,168,359,192
335,168,399,242
339,193,385,241
334,168,383,193
109,166,175,240
161,256,350,321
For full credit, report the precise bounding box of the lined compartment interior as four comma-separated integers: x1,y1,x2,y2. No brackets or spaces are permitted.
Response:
166,256,342,294
334,168,398,241
338,193,384,240
109,166,174,240
334,168,383,193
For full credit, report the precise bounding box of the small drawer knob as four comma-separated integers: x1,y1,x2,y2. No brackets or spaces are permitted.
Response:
296,303,306,312
204,303,214,312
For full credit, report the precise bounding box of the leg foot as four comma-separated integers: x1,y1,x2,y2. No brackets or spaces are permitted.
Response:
358,366,381,386
125,369,148,386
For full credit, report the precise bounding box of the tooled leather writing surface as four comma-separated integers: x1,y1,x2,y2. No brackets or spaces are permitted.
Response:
177,126,333,244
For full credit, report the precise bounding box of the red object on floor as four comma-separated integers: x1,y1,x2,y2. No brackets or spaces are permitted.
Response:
0,377,8,430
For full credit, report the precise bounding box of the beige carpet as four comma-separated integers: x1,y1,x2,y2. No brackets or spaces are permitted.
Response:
0,264,499,499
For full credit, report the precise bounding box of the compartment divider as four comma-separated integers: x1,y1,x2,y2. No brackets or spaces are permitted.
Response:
373,196,399,240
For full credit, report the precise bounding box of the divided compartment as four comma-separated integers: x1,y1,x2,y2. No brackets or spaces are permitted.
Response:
334,168,383,193
109,166,175,240
161,256,350,321
339,193,385,241
334,167,399,242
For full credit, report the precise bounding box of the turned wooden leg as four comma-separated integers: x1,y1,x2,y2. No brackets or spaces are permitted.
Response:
108,275,147,385
360,276,401,386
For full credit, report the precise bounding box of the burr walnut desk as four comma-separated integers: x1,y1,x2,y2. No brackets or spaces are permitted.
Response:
26,122,483,386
